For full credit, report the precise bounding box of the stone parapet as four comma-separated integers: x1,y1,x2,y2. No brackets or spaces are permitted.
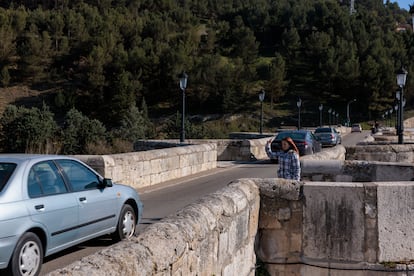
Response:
301,159,414,182
301,145,346,161
187,138,270,161
74,143,217,189
47,179,260,276
346,144,414,163
47,177,414,275
258,181,414,272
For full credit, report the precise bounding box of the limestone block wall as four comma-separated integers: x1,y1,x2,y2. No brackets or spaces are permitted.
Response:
346,144,414,163
255,179,303,264
47,179,260,276
403,117,414,128
74,143,217,190
47,177,414,275
301,144,346,161
301,160,414,182
135,138,271,161
257,181,414,272
187,138,270,161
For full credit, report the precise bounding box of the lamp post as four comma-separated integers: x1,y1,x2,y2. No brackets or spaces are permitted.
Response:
396,67,408,144
179,71,188,143
297,98,302,129
346,99,356,127
328,108,332,127
319,104,323,127
385,110,389,127
259,89,265,134
395,104,399,131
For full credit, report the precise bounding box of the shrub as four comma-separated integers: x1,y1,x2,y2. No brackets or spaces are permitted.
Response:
0,104,58,153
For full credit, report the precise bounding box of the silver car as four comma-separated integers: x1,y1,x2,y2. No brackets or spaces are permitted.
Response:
314,127,342,146
0,154,143,276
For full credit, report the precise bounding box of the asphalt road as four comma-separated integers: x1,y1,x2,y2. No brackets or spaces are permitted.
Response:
30,130,369,275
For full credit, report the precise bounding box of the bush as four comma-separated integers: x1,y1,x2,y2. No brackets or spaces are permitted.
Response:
0,104,58,153
61,108,107,154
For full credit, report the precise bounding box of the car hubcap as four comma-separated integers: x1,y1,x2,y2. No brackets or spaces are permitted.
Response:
19,241,40,276
122,211,136,238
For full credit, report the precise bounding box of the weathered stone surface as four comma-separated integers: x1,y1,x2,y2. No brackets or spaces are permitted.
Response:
301,145,346,161
301,159,344,175
302,159,414,182
374,162,414,181
302,182,366,262
77,143,217,190
377,182,414,262
346,144,414,163
255,178,302,200
47,181,259,276
47,240,154,276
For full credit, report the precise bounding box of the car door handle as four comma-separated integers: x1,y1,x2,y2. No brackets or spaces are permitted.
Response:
35,204,44,211
79,197,87,202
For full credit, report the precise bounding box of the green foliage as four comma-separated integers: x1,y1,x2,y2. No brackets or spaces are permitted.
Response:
0,0,413,133
61,108,107,154
114,105,147,142
0,67,10,87
0,104,58,153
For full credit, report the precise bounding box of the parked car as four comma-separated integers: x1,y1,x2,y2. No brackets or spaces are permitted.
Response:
269,130,322,162
351,123,362,132
0,154,143,276
314,127,342,147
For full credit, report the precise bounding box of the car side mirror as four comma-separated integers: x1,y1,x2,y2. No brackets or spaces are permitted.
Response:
102,178,113,187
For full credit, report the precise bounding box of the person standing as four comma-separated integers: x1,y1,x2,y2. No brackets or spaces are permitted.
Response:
265,136,301,180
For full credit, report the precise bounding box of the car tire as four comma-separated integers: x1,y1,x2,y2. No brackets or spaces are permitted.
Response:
112,204,136,241
9,232,43,276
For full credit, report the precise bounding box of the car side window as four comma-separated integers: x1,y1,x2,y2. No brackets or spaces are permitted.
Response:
0,163,16,193
28,161,68,197
56,160,100,192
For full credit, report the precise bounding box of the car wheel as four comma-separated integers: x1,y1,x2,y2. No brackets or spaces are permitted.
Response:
9,232,43,276
112,204,136,241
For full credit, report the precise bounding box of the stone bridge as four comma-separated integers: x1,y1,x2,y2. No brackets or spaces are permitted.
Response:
48,133,414,275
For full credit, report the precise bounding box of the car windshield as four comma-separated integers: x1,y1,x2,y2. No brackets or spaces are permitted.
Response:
315,128,331,133
276,132,306,140
352,124,360,128
0,163,17,192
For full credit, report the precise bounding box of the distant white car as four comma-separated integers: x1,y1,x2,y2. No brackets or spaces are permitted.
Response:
351,123,362,132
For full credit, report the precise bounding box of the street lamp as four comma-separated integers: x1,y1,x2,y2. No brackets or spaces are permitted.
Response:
385,110,389,127
296,98,302,129
395,104,399,131
396,66,408,144
259,89,265,134
328,108,332,127
318,104,323,127
179,71,188,143
346,99,356,127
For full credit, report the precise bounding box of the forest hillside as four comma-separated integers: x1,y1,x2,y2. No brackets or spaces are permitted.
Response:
0,0,413,153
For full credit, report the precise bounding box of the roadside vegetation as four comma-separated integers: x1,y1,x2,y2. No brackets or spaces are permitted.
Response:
0,0,413,154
